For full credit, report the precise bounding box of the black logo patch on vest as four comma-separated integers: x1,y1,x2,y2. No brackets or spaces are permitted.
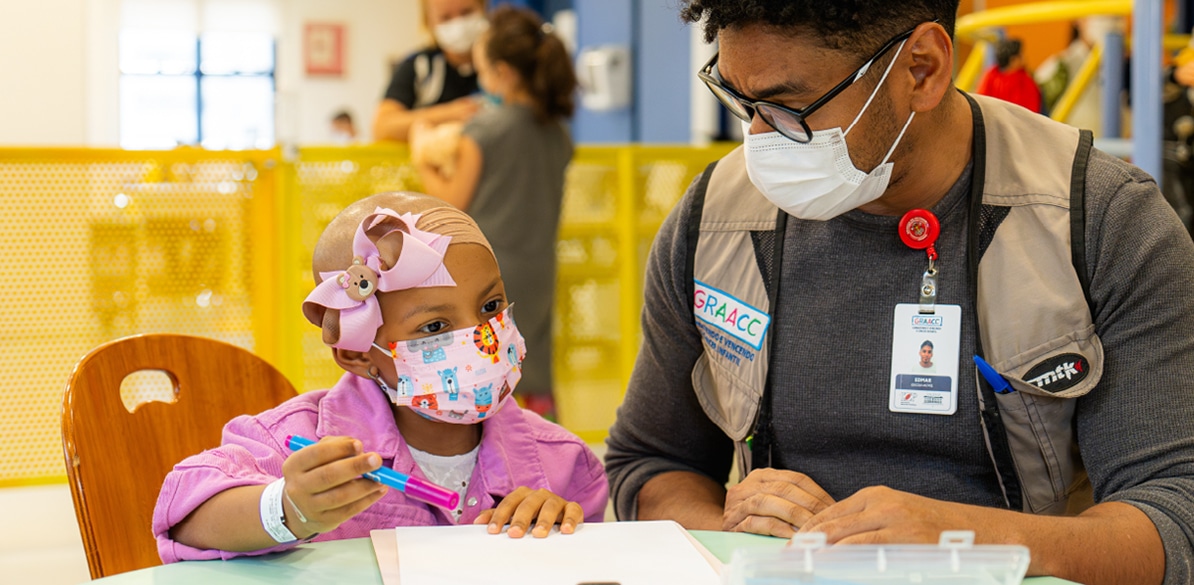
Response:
1023,353,1089,393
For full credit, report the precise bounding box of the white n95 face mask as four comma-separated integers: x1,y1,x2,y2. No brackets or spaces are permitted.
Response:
743,41,916,221
434,12,489,55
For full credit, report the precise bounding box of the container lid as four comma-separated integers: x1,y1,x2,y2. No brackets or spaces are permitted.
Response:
722,531,1030,585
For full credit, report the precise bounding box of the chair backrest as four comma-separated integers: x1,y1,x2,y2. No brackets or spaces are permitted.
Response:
61,333,298,579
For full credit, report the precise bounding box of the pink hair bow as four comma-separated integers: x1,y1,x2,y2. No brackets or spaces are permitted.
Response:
303,208,455,351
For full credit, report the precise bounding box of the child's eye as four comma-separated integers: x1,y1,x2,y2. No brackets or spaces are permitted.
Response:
419,321,448,334
482,299,502,314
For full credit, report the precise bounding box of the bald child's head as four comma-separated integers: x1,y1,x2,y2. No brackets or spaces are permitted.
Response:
304,192,495,346
311,192,491,281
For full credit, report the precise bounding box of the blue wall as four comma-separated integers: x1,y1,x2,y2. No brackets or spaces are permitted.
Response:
635,0,691,143
571,0,692,143
572,0,635,142
498,0,573,19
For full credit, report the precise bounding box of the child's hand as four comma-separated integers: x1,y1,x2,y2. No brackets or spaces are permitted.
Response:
474,486,585,538
280,436,389,538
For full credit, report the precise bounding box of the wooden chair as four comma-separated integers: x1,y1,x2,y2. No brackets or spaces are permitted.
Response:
61,334,298,579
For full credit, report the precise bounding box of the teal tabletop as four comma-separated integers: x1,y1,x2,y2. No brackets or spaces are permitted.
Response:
90,530,1081,584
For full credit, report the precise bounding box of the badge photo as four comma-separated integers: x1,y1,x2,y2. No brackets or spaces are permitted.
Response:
889,304,961,415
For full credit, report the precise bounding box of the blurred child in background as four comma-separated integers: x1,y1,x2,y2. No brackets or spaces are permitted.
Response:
414,5,577,420
976,38,1043,114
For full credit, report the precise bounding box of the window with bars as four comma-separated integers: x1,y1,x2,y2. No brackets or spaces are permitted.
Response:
120,30,275,150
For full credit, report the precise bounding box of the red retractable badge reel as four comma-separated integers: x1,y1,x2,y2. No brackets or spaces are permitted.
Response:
898,209,940,261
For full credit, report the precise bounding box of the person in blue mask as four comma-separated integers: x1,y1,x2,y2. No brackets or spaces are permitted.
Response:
414,5,576,420
603,2,1194,584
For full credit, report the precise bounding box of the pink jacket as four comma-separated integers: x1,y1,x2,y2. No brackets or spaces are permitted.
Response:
153,373,608,563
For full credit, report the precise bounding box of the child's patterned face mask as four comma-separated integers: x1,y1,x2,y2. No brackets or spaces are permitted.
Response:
373,306,525,424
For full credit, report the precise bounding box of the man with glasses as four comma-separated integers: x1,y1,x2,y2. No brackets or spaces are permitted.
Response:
604,2,1194,584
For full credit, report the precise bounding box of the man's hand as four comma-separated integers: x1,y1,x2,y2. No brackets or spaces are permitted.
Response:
798,485,987,544
722,468,836,537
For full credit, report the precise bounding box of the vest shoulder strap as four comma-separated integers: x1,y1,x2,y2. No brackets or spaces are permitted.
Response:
684,161,716,305
1070,129,1095,311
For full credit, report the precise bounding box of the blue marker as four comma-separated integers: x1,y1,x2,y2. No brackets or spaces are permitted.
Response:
973,355,1015,394
285,435,460,510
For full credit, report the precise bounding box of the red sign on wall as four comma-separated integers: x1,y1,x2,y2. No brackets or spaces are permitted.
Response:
305,22,345,76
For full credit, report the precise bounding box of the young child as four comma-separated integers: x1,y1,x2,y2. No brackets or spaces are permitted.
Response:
413,5,576,420
152,191,608,563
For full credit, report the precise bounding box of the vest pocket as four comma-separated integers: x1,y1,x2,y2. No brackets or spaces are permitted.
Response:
989,329,1102,514
991,390,1080,514
691,352,763,442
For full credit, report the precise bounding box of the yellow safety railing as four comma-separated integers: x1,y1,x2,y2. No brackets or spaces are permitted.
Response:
956,0,1132,39
1051,40,1106,123
954,0,1192,117
0,147,282,486
0,142,736,486
953,0,1136,125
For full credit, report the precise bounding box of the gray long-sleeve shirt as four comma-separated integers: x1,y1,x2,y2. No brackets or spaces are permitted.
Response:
604,149,1194,583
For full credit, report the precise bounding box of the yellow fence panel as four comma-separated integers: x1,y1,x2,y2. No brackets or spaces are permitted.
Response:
0,148,282,485
555,144,735,441
279,145,422,397
0,142,737,486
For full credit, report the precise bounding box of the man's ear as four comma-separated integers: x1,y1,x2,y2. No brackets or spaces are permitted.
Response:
333,347,375,379
906,21,955,114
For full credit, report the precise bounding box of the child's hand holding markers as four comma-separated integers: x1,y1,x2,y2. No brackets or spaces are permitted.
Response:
280,436,389,538
475,486,585,538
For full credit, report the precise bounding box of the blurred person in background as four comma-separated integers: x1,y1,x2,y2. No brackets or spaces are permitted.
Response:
413,5,577,420
372,0,489,142
330,110,357,144
1035,16,1122,134
975,39,1042,113
1159,37,1194,234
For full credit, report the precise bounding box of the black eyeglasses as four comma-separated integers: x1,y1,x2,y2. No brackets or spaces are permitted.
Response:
698,26,920,143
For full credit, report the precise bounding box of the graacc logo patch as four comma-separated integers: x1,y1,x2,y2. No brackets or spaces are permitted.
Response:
1023,353,1089,393
692,279,771,350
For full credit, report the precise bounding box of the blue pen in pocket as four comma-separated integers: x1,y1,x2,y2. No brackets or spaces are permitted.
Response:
973,355,1015,394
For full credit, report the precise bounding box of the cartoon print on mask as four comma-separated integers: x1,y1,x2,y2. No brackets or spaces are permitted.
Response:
406,331,453,364
412,393,439,411
473,322,500,364
370,306,524,425
396,374,414,398
337,257,379,302
437,367,460,400
475,384,494,418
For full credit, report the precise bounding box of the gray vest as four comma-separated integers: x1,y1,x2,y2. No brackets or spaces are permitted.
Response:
689,94,1100,515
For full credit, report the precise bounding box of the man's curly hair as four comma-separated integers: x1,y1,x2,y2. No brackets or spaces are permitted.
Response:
680,0,959,58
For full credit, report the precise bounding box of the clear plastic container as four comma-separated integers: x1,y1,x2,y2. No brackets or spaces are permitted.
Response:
722,531,1030,585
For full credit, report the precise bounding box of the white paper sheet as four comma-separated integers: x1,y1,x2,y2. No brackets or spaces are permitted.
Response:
386,520,721,585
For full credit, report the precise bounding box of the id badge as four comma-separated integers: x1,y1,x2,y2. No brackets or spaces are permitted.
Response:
889,303,961,415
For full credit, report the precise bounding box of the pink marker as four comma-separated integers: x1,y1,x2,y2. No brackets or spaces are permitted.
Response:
285,434,460,510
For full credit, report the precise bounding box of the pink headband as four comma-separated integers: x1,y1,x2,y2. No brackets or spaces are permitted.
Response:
303,207,455,351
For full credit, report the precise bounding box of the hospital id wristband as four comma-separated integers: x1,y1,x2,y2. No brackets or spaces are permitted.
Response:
260,477,299,543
